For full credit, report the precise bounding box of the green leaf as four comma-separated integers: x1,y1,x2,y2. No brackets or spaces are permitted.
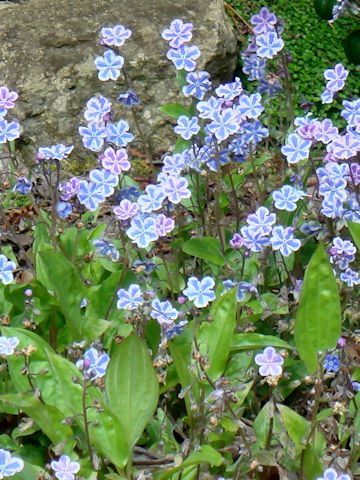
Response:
159,103,190,119
0,393,74,449
294,244,341,373
158,445,223,480
105,335,159,449
198,289,237,380
277,404,310,451
302,446,323,480
253,401,273,449
36,251,85,340
348,221,360,250
182,237,225,266
231,333,291,352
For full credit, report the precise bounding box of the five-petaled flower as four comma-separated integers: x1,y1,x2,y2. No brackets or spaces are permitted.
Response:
0,255,16,285
162,19,193,49
95,49,124,81
0,449,24,478
183,276,215,308
0,336,19,356
50,455,80,480
117,284,144,310
270,226,301,257
255,347,284,376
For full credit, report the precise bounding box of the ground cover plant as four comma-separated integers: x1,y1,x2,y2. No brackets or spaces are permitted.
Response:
0,4,359,480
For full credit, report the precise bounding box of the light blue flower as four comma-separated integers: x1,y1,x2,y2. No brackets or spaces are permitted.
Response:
100,24,132,47
137,185,166,213
84,95,112,123
174,115,200,140
106,120,134,147
183,276,215,308
117,284,143,310
255,347,283,376
38,144,74,161
0,336,19,356
76,180,106,211
0,449,24,478
155,214,175,236
246,206,276,236
215,77,243,100
270,226,301,257
323,354,340,372
12,177,32,195
319,177,348,203
166,44,201,71
162,175,191,204
207,109,238,142
324,63,348,93
76,347,110,380
0,119,20,143
242,120,269,144
79,122,107,152
162,153,186,176
340,268,360,287
281,133,312,164
196,96,223,120
341,99,360,127
237,93,264,119
94,49,124,81
0,255,16,285
240,226,269,252
331,133,360,160
89,168,119,197
126,216,159,248
150,298,179,325
255,31,284,59
272,185,305,212
162,19,193,48
182,71,211,100
317,467,351,480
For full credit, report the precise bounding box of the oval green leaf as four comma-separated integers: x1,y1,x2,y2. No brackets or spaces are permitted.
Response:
182,237,225,266
294,244,341,373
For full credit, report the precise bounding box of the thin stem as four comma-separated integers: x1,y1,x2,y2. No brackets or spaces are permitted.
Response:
82,380,95,470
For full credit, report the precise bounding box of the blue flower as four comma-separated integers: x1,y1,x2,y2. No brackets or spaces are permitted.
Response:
207,109,238,142
246,206,276,236
89,168,119,197
281,133,312,164
150,298,179,325
182,71,211,100
317,468,351,480
324,63,348,93
93,239,120,261
117,90,140,108
0,336,19,356
215,77,243,100
94,49,124,81
0,255,16,285
165,320,188,340
76,180,106,211
0,119,20,143
237,281,257,301
242,120,269,144
240,226,269,252
314,119,338,144
12,176,32,195
340,268,360,287
250,7,277,35
341,99,360,127
272,185,305,212
56,202,72,219
79,122,107,152
270,226,301,257
38,144,74,161
255,31,284,59
162,153,185,176
101,147,131,175
242,55,266,81
162,175,191,204
255,347,284,376
319,177,347,203
100,24,131,47
174,115,200,140
166,44,201,71
320,89,334,104
76,347,110,380
183,276,215,308
50,455,80,480
84,95,112,123
126,216,159,248
0,449,24,478
196,96,223,120
323,354,340,373
162,19,193,48
117,284,143,310
331,133,360,160
106,120,134,147
237,93,264,119
137,185,166,213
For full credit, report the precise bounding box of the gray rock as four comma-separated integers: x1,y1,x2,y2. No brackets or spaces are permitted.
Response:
0,0,238,166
